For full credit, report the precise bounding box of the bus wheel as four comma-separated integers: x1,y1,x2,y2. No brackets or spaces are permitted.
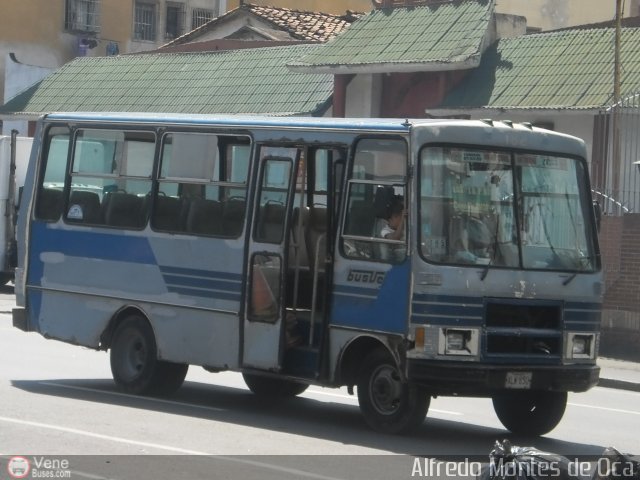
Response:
357,349,429,434
242,373,308,397
110,315,188,396
492,391,567,436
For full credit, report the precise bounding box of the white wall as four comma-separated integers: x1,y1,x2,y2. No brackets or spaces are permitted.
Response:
465,110,595,163
344,74,382,118
2,53,55,135
495,0,616,31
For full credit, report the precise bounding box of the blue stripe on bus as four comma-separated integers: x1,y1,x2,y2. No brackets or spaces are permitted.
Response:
162,274,241,293
412,302,483,317
564,312,601,322
412,293,484,306
333,284,379,299
411,295,601,328
565,301,602,311
410,315,481,326
30,222,157,265
159,265,243,282
167,286,241,301
411,293,483,325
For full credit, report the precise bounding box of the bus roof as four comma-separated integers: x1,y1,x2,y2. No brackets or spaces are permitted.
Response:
43,112,414,132
41,113,586,154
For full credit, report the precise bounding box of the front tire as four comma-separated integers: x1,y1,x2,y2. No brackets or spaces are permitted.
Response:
492,390,567,436
110,315,188,395
242,373,309,397
357,349,429,434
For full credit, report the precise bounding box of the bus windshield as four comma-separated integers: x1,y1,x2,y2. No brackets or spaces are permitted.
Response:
419,146,596,272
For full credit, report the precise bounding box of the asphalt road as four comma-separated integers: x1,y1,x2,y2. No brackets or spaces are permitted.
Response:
0,285,638,479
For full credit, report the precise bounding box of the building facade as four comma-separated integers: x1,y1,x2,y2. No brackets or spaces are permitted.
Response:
496,0,640,31
1,0,226,134
226,0,371,15
228,0,640,29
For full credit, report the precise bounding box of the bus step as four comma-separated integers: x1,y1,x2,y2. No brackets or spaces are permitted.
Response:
282,345,318,377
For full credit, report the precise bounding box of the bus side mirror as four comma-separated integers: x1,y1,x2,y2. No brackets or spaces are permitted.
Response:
593,201,602,233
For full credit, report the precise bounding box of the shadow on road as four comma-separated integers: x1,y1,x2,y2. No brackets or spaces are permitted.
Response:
11,377,607,458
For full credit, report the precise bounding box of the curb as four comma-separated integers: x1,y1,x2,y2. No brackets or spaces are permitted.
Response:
597,378,640,393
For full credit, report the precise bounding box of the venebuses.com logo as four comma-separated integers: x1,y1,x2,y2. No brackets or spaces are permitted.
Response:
6,456,72,478
7,456,31,479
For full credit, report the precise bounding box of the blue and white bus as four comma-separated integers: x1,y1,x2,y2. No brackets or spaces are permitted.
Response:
13,113,601,435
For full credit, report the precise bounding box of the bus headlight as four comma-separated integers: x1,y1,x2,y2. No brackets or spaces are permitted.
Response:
565,332,597,359
438,328,479,357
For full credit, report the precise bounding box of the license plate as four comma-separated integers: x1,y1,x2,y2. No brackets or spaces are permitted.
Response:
505,371,532,389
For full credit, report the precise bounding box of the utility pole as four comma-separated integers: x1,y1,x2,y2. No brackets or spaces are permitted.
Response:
614,0,622,104
612,0,623,203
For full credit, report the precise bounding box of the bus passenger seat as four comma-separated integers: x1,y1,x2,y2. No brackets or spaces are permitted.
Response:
186,198,223,235
289,207,309,267
223,199,246,236
104,192,144,228
36,188,63,221
257,202,285,243
347,201,376,237
153,196,187,232
305,207,327,275
343,201,376,259
67,191,102,224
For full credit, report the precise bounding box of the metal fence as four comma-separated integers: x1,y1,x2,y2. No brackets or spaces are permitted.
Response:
592,91,640,215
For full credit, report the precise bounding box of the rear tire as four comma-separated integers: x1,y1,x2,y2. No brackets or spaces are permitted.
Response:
110,315,188,395
492,390,567,436
357,349,429,434
242,373,308,397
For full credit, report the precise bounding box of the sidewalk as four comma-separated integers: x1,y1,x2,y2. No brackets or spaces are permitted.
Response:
598,357,640,392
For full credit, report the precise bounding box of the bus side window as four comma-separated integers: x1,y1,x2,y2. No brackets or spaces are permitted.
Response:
35,128,70,222
152,133,250,237
64,129,155,229
341,137,407,262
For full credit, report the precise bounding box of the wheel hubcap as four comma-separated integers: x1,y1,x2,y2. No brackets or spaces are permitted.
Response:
369,364,403,415
119,331,147,380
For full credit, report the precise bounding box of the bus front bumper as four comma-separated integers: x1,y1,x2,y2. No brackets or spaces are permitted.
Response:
12,308,28,332
408,360,600,395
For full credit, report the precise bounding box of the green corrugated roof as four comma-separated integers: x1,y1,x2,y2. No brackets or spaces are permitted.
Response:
0,45,333,117
439,27,640,110
288,0,494,73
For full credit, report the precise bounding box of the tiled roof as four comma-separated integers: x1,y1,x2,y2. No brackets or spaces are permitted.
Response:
439,27,640,110
248,4,361,42
288,0,495,74
0,45,333,118
166,3,361,46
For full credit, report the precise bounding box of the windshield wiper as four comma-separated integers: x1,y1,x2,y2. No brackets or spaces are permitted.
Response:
480,215,501,281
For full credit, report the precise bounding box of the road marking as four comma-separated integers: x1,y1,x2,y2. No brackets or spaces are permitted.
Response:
0,417,349,480
39,381,226,413
568,402,640,415
594,386,640,397
0,414,211,454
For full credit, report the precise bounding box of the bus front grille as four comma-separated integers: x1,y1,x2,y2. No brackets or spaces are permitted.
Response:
484,301,563,357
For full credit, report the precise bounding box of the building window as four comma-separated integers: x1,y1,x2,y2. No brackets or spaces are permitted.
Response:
65,0,101,33
191,8,214,29
165,3,185,39
134,2,156,41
